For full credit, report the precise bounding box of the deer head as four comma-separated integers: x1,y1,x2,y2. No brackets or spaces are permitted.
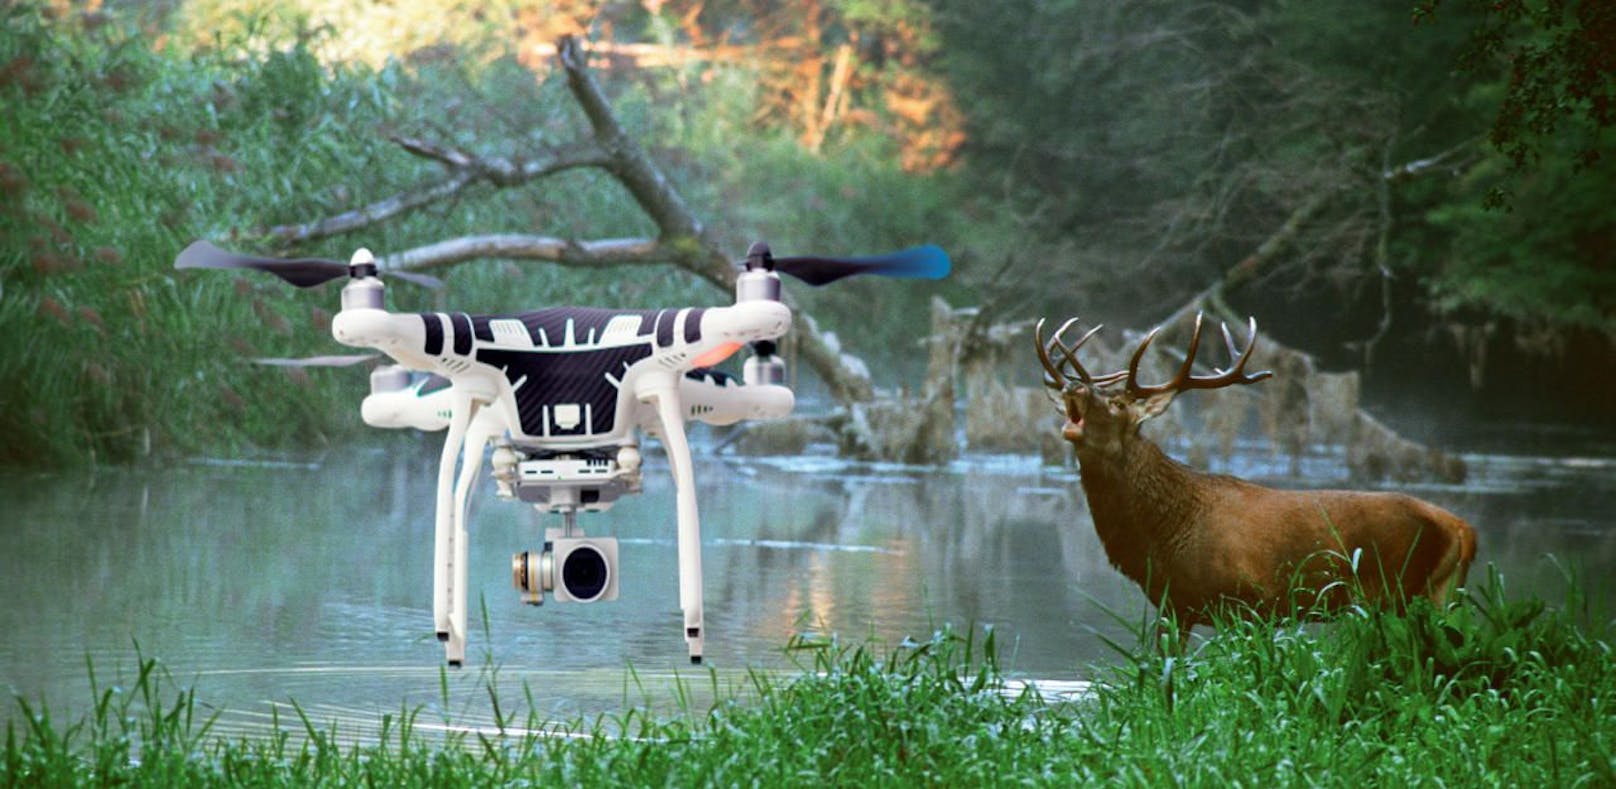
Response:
1035,313,1273,457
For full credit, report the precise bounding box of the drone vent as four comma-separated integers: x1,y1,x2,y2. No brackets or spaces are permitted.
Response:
488,319,534,348
600,315,643,343
438,357,472,375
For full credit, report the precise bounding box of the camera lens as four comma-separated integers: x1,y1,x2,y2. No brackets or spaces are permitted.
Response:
511,551,533,591
561,545,609,602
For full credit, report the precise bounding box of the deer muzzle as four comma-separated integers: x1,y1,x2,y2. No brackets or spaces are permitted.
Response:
1059,391,1088,443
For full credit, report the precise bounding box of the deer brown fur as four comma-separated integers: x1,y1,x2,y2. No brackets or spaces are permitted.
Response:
1038,314,1477,645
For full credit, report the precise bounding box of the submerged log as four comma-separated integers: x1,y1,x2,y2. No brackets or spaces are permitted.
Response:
833,298,962,465
717,297,961,464
720,296,1465,483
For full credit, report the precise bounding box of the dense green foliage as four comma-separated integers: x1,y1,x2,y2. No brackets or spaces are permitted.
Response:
4,576,1612,784
0,5,977,466
1417,0,1616,180
2,1,1611,467
1409,0,1616,331
0,8,418,465
928,0,1614,336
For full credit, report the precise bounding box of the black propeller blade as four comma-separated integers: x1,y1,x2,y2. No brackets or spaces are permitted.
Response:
747,242,951,286
174,240,442,288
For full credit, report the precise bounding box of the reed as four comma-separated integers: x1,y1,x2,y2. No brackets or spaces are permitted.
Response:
2,9,411,466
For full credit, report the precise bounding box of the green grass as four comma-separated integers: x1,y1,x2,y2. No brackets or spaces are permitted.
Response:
1077,564,1615,785
5,569,1612,786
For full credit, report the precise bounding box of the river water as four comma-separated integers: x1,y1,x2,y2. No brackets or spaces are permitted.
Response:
2,434,1612,740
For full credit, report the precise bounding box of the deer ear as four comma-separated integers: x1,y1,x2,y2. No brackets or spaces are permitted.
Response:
1130,391,1177,423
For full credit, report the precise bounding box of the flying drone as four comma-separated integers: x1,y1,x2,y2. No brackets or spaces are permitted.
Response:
175,239,949,665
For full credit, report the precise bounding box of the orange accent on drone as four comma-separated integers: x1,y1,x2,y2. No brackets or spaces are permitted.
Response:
690,342,743,369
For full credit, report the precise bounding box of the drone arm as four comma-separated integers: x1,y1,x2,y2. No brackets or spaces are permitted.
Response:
332,308,437,371
361,371,454,432
679,373,794,426
638,376,705,663
696,301,792,355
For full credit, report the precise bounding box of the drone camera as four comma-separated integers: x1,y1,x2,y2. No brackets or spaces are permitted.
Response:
512,535,619,604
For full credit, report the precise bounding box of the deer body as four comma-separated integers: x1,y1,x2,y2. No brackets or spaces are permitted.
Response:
1038,314,1476,639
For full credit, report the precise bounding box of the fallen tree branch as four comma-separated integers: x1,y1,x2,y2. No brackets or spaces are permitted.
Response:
267,139,610,243
390,135,478,168
380,234,667,272
268,171,475,243
555,36,737,289
1380,136,1482,182
1158,189,1334,330
554,35,875,402
268,139,607,244
391,136,612,187
268,35,879,407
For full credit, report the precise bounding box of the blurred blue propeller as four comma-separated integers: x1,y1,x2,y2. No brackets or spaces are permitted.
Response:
771,244,951,286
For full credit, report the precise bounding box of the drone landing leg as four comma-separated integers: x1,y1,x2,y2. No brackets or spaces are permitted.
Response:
642,385,705,664
445,402,489,668
433,393,479,667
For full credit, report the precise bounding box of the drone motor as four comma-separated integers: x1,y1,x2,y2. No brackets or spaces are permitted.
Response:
340,248,386,309
743,340,786,386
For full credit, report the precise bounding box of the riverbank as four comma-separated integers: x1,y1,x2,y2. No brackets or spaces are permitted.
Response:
6,577,1611,786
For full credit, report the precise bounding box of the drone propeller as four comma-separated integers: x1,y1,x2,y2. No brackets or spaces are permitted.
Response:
175,240,443,289
251,354,380,368
746,242,951,286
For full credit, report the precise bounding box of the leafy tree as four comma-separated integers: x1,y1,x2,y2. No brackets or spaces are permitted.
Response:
1415,0,1616,205
1405,1,1616,331
928,0,1614,358
927,1,1418,330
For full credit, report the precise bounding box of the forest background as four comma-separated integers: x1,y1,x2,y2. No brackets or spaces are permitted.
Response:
1,0,1612,468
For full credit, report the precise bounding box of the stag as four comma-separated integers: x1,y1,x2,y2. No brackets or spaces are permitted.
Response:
1036,313,1476,646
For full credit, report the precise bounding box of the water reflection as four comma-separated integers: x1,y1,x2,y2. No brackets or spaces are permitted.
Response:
0,439,1611,740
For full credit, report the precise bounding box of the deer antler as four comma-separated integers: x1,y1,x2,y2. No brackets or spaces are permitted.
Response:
1124,312,1273,397
1035,317,1126,390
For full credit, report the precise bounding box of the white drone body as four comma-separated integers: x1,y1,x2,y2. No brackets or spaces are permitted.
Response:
333,249,798,665
175,238,946,666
